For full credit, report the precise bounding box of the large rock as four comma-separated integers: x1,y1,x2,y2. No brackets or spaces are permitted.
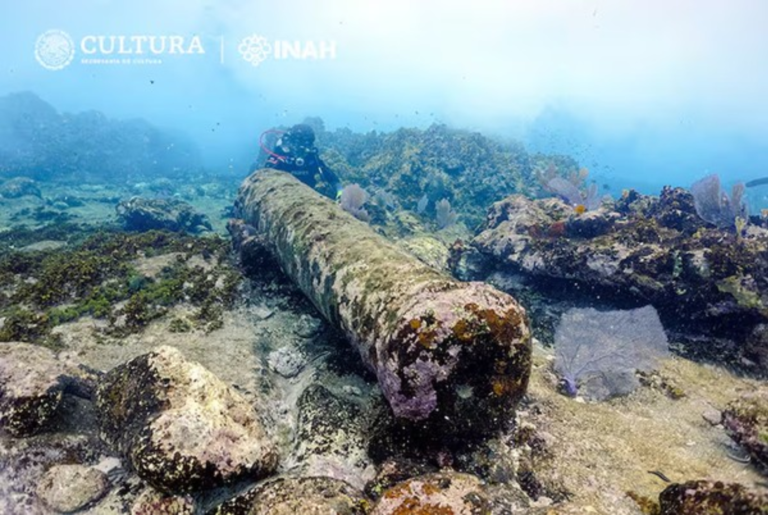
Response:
208,476,367,515
116,197,212,233
658,480,768,513
471,188,768,364
294,385,374,490
722,390,768,472
95,346,278,493
0,432,102,514
36,464,109,513
0,343,67,436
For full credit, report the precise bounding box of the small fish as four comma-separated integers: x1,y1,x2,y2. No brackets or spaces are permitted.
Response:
647,470,671,482
574,204,587,215
746,177,768,188
726,450,751,464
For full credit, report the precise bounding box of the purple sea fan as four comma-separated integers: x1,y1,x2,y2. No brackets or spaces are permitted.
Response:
690,174,747,229
435,198,458,229
340,184,370,222
547,178,603,211
553,305,669,400
546,177,583,207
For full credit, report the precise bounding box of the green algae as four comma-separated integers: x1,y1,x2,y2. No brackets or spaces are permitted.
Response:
716,275,764,311
0,229,241,345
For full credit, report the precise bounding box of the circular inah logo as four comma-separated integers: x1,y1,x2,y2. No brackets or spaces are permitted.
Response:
35,30,75,71
238,34,272,67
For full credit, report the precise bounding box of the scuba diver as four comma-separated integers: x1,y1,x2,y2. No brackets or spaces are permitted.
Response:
259,123,342,199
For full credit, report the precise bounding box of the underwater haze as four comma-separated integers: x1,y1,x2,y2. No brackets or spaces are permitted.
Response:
3,2,768,514
2,0,767,188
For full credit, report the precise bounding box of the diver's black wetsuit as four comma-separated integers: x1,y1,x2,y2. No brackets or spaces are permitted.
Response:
263,124,342,198
265,148,340,191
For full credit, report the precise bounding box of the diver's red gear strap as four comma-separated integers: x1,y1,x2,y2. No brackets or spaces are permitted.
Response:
259,129,287,161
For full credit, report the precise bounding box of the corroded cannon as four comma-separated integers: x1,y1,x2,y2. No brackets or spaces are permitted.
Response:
233,170,531,437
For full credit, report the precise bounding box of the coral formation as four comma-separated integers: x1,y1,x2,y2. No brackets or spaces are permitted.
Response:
340,183,371,222
470,188,768,367
296,122,570,228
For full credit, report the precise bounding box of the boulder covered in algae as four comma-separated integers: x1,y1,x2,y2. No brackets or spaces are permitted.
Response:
657,480,768,514
293,384,374,489
722,390,768,472
470,187,768,366
0,342,67,436
35,463,109,513
116,196,212,233
95,345,278,493
233,170,532,438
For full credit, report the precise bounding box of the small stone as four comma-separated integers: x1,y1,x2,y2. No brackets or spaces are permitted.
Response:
342,385,362,396
267,347,307,378
36,464,109,513
701,407,722,426
18,240,68,252
251,305,274,320
92,456,124,475
293,314,323,338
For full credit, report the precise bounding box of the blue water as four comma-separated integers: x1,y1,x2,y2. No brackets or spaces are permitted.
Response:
1,0,767,192
4,4,768,513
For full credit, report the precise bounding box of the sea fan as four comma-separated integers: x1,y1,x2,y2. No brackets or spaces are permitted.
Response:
547,178,603,211
340,184,370,222
690,174,747,229
435,198,458,229
553,305,669,400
